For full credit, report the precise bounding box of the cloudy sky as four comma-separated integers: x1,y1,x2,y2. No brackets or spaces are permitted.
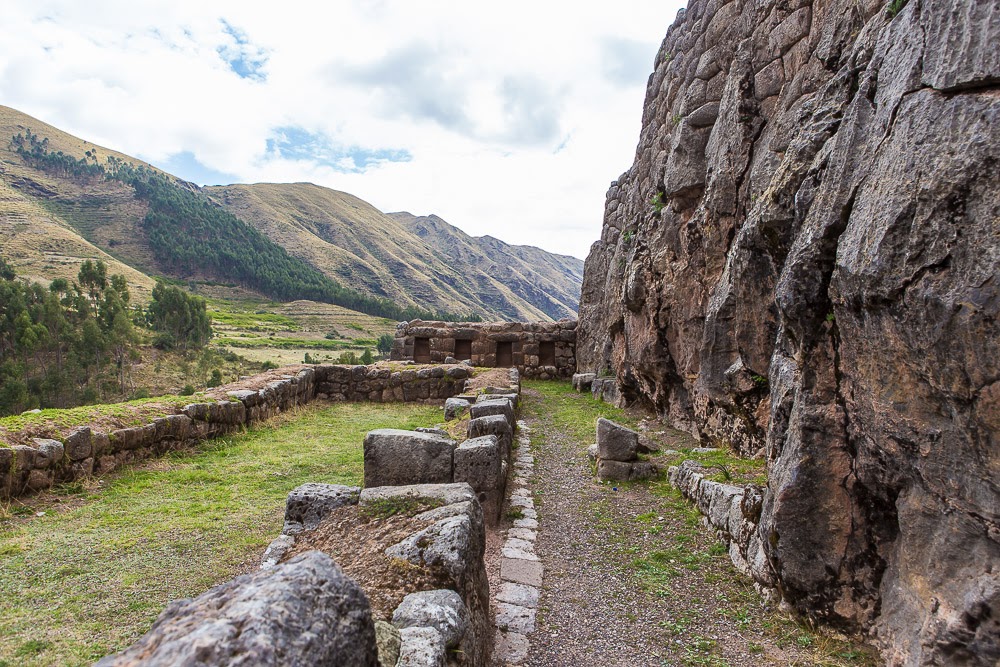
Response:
2,1,686,260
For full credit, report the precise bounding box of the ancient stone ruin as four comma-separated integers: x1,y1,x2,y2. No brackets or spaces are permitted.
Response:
1,363,471,500
391,319,577,379
576,0,999,663
96,365,524,666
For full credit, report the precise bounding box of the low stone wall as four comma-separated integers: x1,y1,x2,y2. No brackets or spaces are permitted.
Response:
391,319,577,379
362,368,521,523
1,364,470,500
315,363,471,402
260,482,492,667
668,460,776,593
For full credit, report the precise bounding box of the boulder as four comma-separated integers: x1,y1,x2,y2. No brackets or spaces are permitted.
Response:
96,551,378,666
572,373,596,392
596,418,639,461
363,429,456,487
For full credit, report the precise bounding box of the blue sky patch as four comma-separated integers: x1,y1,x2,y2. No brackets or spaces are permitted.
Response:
266,126,412,173
152,151,240,186
218,20,267,81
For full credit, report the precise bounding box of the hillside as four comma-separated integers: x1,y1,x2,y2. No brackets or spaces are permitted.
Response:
0,105,582,320
205,184,582,321
389,212,583,321
577,0,999,664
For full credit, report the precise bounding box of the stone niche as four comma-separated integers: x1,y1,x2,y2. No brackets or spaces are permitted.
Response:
391,320,577,379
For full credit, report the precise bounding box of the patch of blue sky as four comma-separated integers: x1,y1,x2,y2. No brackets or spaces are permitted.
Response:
218,19,267,82
266,126,412,173
152,151,239,186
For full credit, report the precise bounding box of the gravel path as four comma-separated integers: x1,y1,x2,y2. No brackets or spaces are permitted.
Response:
499,386,874,667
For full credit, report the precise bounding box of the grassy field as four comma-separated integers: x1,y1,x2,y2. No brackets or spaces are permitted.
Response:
207,298,397,367
0,400,441,666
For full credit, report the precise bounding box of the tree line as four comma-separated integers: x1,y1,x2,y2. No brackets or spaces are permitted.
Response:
11,133,476,322
0,257,211,416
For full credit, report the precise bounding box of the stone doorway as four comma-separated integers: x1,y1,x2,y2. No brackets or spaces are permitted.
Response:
454,339,472,360
539,341,555,366
414,337,431,363
496,341,513,367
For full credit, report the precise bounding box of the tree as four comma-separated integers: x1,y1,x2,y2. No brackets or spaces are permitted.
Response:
360,348,373,365
147,282,212,350
376,333,394,358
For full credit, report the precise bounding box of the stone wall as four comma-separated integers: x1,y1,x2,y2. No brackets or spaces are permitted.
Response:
102,482,494,667
668,461,776,594
363,368,522,523
1,363,470,500
391,319,577,379
575,0,999,662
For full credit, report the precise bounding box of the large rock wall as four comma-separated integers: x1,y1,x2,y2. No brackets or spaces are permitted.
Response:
577,0,999,663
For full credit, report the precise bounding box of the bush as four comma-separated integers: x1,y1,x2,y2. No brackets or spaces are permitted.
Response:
206,369,223,388
180,384,195,396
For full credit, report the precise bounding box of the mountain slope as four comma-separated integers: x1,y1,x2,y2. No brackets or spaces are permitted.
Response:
389,212,583,320
203,184,583,321
0,105,581,320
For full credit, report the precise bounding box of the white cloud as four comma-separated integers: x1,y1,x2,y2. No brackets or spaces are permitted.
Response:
0,0,686,260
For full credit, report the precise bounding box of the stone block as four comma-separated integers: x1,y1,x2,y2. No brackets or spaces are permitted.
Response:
629,461,658,481
596,418,639,461
444,397,471,421
467,415,512,462
363,429,456,487
470,399,514,427
96,551,378,666
572,373,596,392
597,459,632,481
359,483,476,510
453,436,501,493
500,558,543,587
392,589,469,649
375,620,401,667
283,483,361,534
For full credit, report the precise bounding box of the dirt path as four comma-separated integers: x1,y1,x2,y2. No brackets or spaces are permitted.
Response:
501,384,876,667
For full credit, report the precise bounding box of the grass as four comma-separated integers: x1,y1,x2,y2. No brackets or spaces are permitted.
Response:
0,400,441,666
0,395,208,446
361,496,445,520
523,379,639,444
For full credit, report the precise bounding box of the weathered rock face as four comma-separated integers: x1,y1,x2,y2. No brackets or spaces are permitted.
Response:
577,0,999,663
97,551,378,666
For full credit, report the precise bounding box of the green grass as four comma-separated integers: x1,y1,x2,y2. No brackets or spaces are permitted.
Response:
208,309,300,331
523,379,639,443
0,395,206,440
215,336,376,351
0,400,440,666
